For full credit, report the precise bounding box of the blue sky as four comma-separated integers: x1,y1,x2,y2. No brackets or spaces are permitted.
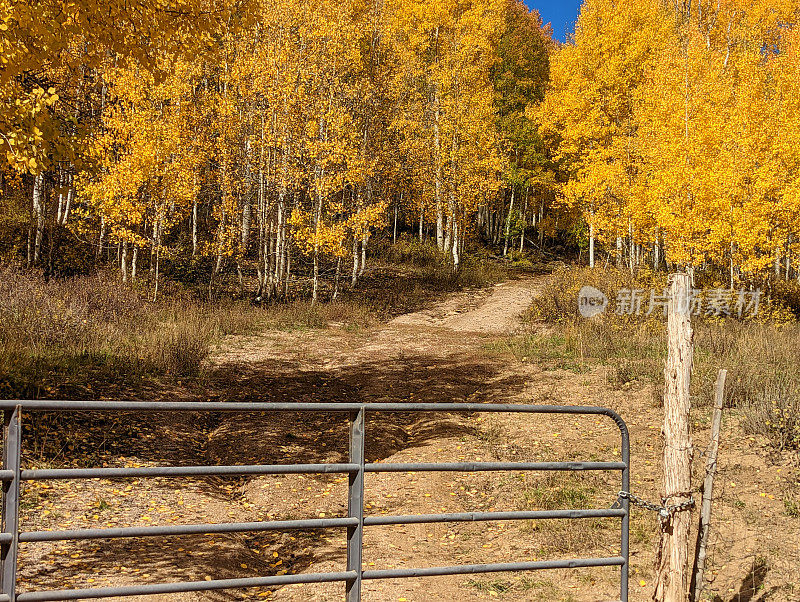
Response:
524,0,582,42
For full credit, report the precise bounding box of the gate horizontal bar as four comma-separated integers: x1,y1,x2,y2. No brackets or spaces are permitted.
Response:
364,509,626,526
21,463,359,480
0,470,13,481
362,557,626,580
18,509,625,543
20,461,625,482
0,401,623,419
366,461,626,472
14,571,358,601
12,559,628,600
20,517,359,542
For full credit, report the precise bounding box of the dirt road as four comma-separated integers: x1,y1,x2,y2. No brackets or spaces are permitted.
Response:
388,278,544,333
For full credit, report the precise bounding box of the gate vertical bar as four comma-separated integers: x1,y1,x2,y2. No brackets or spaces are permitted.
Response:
1,406,22,601
619,415,630,602
346,408,365,602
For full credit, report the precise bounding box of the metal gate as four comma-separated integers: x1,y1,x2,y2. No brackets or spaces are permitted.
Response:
1,401,630,601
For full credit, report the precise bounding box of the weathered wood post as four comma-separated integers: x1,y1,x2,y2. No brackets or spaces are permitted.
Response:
691,369,727,601
654,273,694,602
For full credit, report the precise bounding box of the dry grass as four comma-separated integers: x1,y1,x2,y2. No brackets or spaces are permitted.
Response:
520,473,598,511
256,299,378,331
0,267,267,397
508,266,800,451
0,268,388,398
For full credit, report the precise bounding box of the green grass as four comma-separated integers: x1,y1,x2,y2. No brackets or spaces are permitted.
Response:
784,496,800,518
464,578,514,593
521,475,596,511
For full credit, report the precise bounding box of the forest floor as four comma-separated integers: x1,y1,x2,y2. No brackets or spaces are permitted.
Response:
16,273,800,601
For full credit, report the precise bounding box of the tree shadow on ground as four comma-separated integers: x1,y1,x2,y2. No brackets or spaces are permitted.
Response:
204,353,525,469
711,559,779,602
21,353,527,496
19,529,346,601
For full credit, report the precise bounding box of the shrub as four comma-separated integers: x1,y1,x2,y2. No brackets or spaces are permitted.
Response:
455,256,508,288
767,279,800,317
528,266,664,324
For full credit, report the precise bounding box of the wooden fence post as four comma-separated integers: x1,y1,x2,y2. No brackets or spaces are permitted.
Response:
691,369,727,601
654,273,694,602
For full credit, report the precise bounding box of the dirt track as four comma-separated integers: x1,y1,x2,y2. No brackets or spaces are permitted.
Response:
17,276,800,601
388,278,544,334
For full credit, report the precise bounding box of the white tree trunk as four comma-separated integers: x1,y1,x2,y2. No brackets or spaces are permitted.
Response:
519,188,528,253
504,187,515,257
61,175,73,225
121,241,128,283
452,220,460,270
628,221,635,273
312,162,323,304
351,235,360,287
276,196,285,294
359,231,368,277
241,196,251,253
655,230,661,271
192,196,198,257
774,247,781,277
443,211,452,254
32,173,44,265
434,90,444,251
97,217,106,262
56,169,65,225
785,237,791,280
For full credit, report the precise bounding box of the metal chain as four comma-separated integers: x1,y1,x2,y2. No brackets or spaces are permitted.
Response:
616,491,695,524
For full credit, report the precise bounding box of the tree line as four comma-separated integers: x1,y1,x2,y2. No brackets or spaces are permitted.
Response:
2,0,799,301
1,0,552,300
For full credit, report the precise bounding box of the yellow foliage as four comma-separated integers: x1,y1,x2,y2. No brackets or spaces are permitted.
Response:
541,0,800,280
